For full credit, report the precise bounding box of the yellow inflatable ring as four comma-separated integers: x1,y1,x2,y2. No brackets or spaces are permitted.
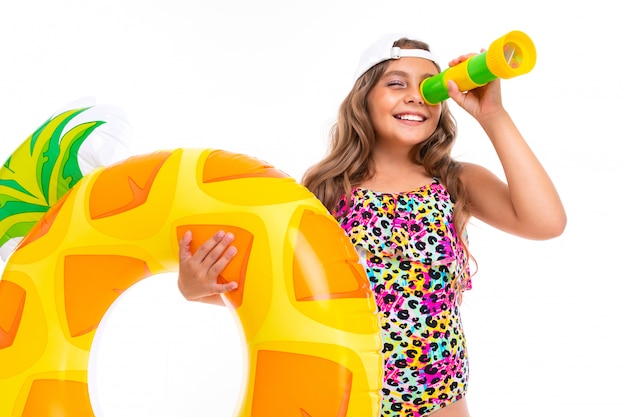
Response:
0,148,382,416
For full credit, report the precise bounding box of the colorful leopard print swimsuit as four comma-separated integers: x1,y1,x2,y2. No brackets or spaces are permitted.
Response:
334,179,471,416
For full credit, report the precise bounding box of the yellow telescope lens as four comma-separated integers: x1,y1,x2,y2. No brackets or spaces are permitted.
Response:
503,42,523,68
486,30,536,79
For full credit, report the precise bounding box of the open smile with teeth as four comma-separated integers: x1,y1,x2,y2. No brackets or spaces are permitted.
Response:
395,114,425,122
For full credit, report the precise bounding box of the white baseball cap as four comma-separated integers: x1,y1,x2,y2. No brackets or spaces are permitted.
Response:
353,33,439,82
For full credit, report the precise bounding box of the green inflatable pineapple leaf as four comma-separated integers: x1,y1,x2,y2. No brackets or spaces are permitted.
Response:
0,107,105,250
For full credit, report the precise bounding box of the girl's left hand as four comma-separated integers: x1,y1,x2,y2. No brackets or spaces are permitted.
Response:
445,51,505,121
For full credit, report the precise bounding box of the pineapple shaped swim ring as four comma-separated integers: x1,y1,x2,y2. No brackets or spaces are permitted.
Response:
0,101,382,416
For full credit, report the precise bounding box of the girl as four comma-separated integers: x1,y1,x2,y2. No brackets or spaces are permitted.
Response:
178,34,566,416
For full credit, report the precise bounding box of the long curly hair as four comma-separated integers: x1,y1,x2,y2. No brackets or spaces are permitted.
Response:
302,37,472,263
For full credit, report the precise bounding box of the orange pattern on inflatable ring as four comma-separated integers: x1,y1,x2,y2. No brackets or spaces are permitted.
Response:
0,148,382,416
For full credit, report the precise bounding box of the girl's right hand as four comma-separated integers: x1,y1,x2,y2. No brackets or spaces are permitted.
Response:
177,230,239,304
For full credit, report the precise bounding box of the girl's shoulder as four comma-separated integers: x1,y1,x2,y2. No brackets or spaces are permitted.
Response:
459,161,502,192
459,162,501,193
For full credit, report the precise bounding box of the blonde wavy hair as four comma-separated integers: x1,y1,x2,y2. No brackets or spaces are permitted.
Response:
302,37,472,259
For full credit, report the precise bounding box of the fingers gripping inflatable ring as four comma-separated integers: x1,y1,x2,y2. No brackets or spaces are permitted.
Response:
0,148,382,416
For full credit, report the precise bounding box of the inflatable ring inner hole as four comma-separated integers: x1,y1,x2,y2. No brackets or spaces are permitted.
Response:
89,273,244,416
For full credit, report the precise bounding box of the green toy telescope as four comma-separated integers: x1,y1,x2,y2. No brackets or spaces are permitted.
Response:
420,30,536,105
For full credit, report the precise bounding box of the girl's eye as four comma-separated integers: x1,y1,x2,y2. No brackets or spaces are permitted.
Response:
387,80,406,87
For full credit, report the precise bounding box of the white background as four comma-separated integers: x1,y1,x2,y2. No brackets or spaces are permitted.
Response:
1,1,624,416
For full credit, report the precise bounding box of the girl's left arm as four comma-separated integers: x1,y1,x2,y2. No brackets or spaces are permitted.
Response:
447,64,567,240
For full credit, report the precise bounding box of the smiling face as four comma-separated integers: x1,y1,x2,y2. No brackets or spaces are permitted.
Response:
367,57,442,153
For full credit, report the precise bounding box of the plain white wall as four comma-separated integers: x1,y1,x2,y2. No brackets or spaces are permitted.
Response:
1,1,624,416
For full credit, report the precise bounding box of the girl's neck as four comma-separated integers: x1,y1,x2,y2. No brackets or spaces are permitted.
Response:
360,157,432,194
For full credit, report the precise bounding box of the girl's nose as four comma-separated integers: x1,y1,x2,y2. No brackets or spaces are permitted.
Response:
404,88,424,105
